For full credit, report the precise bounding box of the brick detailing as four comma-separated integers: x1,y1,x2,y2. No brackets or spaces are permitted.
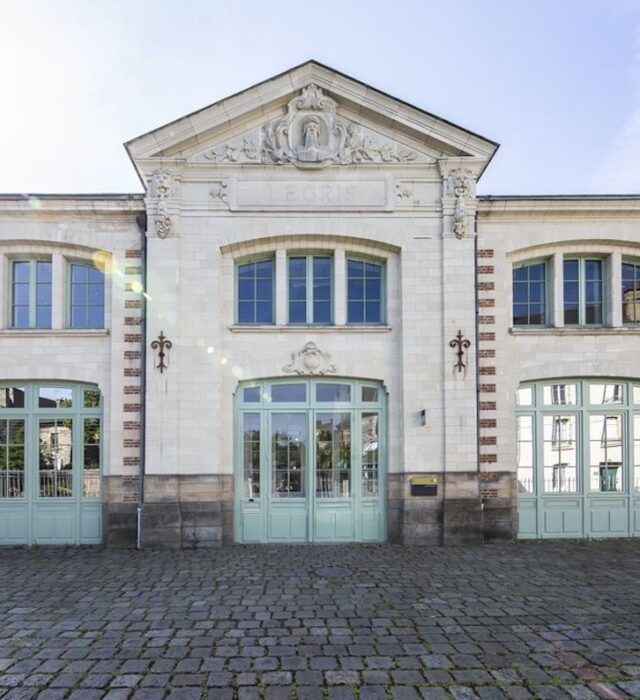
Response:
123,421,141,431
124,368,140,377
123,438,140,449
124,386,141,395
124,403,141,413
125,299,141,309
477,245,497,473
124,334,141,343
124,350,141,360
125,266,141,275
480,436,497,446
125,249,141,258
123,457,140,467
124,317,140,326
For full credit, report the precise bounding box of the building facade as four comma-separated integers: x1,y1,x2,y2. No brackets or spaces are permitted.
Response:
0,62,638,547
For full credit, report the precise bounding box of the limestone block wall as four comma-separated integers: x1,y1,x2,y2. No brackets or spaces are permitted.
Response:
0,196,143,545
477,197,640,539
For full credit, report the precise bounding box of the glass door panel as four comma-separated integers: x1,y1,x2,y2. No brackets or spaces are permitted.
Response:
361,412,379,497
0,419,25,498
271,413,306,497
39,418,73,497
542,414,577,493
315,412,351,498
242,413,260,499
589,414,623,492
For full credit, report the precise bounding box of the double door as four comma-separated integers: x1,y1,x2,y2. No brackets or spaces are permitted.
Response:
235,379,385,543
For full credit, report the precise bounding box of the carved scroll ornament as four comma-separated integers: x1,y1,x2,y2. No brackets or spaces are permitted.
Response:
283,342,337,375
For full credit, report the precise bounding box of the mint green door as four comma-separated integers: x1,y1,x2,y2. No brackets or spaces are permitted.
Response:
0,383,102,545
516,380,640,539
235,379,386,543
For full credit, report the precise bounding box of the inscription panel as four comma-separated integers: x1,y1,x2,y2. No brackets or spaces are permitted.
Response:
233,179,390,211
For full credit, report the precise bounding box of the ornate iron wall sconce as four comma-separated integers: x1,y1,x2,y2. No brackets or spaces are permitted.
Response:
151,331,172,373
449,330,471,374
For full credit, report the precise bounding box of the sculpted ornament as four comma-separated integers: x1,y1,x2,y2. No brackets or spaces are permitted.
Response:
283,342,337,376
446,169,475,239
148,170,174,239
204,84,417,168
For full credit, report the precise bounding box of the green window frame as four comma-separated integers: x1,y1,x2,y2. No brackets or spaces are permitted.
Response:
563,257,604,326
622,259,640,324
288,255,332,325
10,259,52,329
347,257,385,324
516,380,640,497
68,262,105,329
236,258,275,325
512,260,548,326
0,384,102,501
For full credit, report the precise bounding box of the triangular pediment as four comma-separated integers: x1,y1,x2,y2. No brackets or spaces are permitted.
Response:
125,61,498,180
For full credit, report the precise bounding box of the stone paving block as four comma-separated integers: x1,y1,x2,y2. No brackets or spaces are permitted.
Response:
564,686,599,700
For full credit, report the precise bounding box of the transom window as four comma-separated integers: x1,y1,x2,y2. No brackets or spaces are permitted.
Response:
288,255,332,324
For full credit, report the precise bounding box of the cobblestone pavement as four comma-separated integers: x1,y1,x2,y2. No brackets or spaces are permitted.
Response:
1,541,640,699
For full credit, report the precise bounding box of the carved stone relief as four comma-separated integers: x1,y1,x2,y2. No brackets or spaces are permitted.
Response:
283,342,337,375
148,169,174,239
446,169,475,239
203,84,419,168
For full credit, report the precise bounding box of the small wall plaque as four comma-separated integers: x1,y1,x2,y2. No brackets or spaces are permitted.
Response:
410,476,438,497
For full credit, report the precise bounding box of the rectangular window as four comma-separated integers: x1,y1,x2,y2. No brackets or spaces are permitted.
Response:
622,261,640,324
237,259,274,324
513,261,546,325
69,263,105,328
516,415,534,494
347,258,384,324
243,413,260,498
288,255,332,324
563,258,603,325
11,260,52,328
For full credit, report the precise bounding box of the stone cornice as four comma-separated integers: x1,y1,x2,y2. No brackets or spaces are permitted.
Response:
478,196,640,218
0,195,144,216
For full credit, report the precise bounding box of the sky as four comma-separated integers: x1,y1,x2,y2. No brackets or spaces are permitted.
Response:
0,0,639,196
